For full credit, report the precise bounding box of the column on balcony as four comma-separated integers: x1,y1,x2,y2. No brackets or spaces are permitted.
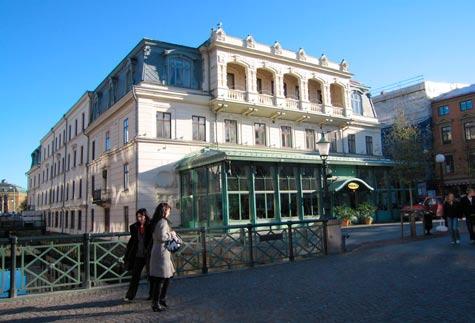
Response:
256,68,276,106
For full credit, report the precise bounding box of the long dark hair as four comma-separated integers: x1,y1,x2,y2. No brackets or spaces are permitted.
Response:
135,208,150,225
151,202,171,232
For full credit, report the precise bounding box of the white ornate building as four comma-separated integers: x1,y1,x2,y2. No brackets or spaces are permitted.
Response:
27,26,394,233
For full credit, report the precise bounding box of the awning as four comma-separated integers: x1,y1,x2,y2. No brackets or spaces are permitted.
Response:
176,146,394,171
329,176,375,192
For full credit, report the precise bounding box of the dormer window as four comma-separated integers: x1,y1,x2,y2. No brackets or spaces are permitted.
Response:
168,56,191,88
351,91,363,115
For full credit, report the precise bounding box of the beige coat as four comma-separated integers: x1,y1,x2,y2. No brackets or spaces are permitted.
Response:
149,218,175,278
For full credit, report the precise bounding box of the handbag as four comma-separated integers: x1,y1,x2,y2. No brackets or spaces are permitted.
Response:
435,219,448,232
164,234,183,253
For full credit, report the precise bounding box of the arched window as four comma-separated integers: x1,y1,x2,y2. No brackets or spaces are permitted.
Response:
168,57,191,88
351,91,363,115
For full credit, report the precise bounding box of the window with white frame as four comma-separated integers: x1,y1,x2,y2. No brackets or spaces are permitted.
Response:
351,91,363,115
157,112,171,139
123,118,129,144
305,129,315,150
123,164,129,190
192,116,206,141
281,126,292,148
255,123,266,146
224,119,237,143
105,131,110,151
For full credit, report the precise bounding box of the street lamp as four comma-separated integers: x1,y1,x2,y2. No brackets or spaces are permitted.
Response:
317,132,331,219
435,154,445,197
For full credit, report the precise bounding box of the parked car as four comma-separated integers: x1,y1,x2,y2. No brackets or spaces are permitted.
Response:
401,196,443,220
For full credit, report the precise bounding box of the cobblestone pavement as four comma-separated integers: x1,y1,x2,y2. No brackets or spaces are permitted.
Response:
1,232,474,322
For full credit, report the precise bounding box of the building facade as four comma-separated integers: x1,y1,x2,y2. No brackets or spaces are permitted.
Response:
0,179,27,213
373,80,467,195
431,84,475,194
27,26,403,233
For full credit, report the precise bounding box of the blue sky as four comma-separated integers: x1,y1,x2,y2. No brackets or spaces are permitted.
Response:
1,0,474,188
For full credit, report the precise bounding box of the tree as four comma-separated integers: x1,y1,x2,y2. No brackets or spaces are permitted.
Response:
19,199,27,212
385,110,427,207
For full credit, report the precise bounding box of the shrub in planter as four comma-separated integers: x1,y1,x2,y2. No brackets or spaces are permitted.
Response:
334,206,358,226
356,202,377,224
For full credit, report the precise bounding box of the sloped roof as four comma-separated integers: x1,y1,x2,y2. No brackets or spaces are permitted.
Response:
433,84,475,102
176,146,394,171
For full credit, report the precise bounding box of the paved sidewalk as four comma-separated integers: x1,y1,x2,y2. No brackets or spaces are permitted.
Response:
1,233,474,322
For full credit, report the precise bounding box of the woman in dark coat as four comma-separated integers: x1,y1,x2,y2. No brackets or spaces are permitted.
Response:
149,202,177,312
123,208,153,301
443,193,462,245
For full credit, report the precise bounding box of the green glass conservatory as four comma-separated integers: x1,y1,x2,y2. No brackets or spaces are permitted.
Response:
176,147,405,228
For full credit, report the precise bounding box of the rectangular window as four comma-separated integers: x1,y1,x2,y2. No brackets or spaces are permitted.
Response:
255,123,266,146
73,150,77,168
59,134,61,147
123,118,129,144
224,119,237,143
82,113,85,131
65,211,68,228
71,210,75,229
465,122,475,140
67,154,70,170
104,208,110,233
365,136,373,155
105,131,110,151
271,81,274,95
69,125,72,141
80,146,83,164
124,206,129,232
192,116,206,141
460,100,473,111
227,73,235,89
281,126,292,148
66,183,69,201
156,112,171,139
348,134,356,154
90,209,95,232
72,180,75,200
445,155,454,174
123,164,129,190
92,140,96,160
75,119,78,136
441,126,452,144
438,105,449,116
305,129,315,150
79,178,82,198
256,78,262,94
91,175,95,194
77,210,82,231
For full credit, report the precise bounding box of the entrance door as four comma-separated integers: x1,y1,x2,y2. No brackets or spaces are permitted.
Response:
104,208,110,232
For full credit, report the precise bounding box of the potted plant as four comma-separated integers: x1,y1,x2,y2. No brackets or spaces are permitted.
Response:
356,202,377,225
334,206,358,227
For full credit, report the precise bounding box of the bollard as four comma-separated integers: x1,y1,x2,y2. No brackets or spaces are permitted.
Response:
247,224,254,267
9,235,17,298
410,214,417,238
200,227,208,274
82,233,91,289
287,222,294,262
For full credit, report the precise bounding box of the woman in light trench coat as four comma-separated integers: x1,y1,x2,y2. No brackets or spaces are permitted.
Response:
149,202,177,312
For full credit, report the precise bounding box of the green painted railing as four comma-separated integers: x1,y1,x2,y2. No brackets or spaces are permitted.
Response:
0,219,327,298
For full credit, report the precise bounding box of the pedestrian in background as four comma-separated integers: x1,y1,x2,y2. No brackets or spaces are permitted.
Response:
149,202,176,312
443,193,462,245
461,188,475,244
123,208,153,302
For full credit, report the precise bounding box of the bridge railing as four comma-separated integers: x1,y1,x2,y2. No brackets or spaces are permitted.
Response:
0,219,328,298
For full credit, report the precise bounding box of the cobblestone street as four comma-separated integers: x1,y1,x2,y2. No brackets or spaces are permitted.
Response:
1,231,474,323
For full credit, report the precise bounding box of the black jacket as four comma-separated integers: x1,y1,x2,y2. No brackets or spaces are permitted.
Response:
124,222,152,271
460,196,475,218
443,201,462,219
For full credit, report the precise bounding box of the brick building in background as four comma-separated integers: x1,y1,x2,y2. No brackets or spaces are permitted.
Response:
432,84,475,194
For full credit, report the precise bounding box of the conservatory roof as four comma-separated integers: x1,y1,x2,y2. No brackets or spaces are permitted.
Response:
175,146,394,171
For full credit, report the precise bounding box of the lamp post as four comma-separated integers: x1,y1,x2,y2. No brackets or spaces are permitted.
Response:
435,154,445,197
317,132,331,219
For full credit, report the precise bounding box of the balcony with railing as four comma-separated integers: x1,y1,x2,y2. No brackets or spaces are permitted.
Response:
92,189,110,207
227,89,246,101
